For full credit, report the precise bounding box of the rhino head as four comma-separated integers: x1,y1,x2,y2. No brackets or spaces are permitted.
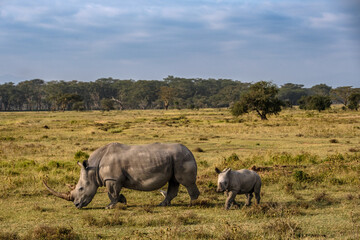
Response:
215,167,231,192
43,160,99,209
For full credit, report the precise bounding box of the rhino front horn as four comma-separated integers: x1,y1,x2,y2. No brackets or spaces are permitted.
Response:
43,180,74,201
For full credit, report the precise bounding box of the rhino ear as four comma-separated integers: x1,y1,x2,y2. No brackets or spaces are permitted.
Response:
77,161,87,169
224,168,231,174
82,160,88,168
215,167,221,174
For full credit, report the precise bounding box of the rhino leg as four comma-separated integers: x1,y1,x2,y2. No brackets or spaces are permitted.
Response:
254,181,261,204
255,192,260,204
245,193,253,206
118,194,127,205
225,191,237,210
159,179,179,206
225,191,240,207
184,183,200,206
105,180,122,209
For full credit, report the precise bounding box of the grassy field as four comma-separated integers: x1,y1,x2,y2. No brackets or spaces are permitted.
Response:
0,108,359,239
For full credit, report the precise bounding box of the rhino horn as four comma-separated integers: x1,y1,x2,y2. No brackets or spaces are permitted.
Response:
43,180,74,201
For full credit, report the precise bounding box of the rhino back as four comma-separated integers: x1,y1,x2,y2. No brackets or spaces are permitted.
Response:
97,143,195,190
87,143,114,167
231,169,260,193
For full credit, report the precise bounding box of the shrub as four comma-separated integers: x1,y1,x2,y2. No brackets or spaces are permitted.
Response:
82,213,123,227
313,192,334,206
263,218,302,239
26,225,80,240
293,170,310,182
299,95,332,112
74,151,89,161
0,232,20,240
348,92,360,110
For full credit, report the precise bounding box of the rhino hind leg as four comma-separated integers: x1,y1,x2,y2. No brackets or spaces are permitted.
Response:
184,183,200,205
254,180,261,204
245,193,253,206
159,179,179,206
255,192,260,204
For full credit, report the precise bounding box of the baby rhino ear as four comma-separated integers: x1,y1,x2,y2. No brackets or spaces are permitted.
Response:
215,167,221,174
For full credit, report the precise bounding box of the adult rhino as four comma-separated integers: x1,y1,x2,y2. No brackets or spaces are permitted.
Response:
44,142,200,209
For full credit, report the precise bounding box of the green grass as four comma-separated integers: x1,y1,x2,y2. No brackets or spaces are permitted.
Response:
0,108,359,239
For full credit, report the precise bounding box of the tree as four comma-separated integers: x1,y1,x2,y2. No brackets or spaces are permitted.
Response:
58,93,83,111
331,86,352,106
348,92,360,110
159,86,176,110
298,95,332,112
231,81,284,120
310,84,332,96
101,98,115,111
278,83,308,106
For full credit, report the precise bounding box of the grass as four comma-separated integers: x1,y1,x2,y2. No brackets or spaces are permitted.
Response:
0,107,359,239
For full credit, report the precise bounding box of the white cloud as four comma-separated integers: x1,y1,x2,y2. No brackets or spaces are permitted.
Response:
0,5,49,22
73,4,124,26
309,12,347,29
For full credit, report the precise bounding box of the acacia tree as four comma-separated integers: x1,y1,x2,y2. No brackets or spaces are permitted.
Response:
299,95,332,112
231,81,284,120
331,86,352,106
348,92,360,110
159,86,176,110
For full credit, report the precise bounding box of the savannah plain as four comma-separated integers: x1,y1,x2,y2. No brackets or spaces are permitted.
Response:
0,108,359,239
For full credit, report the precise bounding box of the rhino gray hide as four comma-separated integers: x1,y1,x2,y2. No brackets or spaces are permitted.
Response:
215,167,261,210
44,143,200,209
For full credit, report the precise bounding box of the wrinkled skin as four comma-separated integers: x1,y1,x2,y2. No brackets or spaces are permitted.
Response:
45,143,200,209
216,167,261,210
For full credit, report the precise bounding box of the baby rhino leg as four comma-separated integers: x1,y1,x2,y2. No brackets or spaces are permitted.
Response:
225,191,237,210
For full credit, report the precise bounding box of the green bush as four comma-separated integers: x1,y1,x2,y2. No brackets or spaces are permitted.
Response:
299,95,332,112
293,170,310,182
74,151,89,161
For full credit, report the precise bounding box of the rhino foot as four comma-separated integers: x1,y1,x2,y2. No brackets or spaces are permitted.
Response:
158,200,171,206
106,203,116,209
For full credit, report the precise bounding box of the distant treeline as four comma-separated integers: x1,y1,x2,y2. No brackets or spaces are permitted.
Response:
0,76,359,111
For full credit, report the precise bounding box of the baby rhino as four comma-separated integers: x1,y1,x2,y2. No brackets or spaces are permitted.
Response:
215,167,261,210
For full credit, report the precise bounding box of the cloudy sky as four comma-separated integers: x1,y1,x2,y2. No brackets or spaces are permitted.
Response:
0,0,359,87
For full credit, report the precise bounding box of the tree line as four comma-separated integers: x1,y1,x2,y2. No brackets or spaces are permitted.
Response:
0,76,359,112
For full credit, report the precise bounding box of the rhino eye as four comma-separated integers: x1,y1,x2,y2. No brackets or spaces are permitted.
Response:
79,187,84,191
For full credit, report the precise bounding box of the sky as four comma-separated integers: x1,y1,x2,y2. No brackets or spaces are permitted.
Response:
0,0,359,87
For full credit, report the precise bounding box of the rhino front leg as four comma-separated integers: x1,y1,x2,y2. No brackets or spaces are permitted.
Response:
159,179,179,206
225,191,237,210
105,180,122,209
225,191,240,207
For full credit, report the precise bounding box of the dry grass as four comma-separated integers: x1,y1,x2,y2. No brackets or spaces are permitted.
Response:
0,108,359,239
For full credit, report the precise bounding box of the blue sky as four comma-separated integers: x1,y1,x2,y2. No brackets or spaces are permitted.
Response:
0,0,359,87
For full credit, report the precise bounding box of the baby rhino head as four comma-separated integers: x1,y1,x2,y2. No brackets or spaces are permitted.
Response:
215,168,231,192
